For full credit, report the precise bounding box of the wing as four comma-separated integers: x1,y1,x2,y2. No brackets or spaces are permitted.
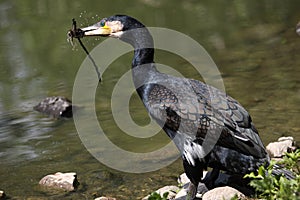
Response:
143,78,267,160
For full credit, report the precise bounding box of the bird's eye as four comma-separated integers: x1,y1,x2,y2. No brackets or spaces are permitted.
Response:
100,19,106,27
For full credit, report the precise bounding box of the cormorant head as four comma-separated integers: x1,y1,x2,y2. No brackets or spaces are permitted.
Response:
80,15,153,49
81,15,145,38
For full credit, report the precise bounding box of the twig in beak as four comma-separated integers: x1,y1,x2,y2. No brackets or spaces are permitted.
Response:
68,18,102,82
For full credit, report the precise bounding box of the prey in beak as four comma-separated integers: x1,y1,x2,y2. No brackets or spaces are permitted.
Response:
67,18,103,81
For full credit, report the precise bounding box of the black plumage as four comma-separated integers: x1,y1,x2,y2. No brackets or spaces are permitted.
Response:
79,15,290,199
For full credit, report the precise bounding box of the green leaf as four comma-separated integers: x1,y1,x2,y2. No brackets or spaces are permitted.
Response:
162,192,169,199
244,152,300,200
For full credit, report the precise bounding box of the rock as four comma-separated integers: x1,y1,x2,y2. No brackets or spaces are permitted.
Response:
266,136,296,158
174,188,186,200
177,171,208,187
202,186,246,200
175,172,210,199
0,190,5,199
39,172,79,191
277,136,294,143
34,96,73,118
177,173,190,186
175,172,253,199
177,171,232,193
174,182,208,200
94,197,116,200
142,185,180,200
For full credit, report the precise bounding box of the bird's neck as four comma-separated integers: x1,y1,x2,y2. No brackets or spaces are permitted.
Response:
120,28,157,99
119,28,154,68
132,48,154,67
131,43,157,102
131,48,157,100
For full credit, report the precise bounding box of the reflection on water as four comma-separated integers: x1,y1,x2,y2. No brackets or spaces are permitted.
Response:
0,111,53,162
0,0,299,199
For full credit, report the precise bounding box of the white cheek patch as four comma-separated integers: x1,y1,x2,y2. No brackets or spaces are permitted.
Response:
106,21,124,33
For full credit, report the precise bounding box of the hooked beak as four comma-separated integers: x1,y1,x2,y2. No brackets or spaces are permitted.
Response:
81,24,111,37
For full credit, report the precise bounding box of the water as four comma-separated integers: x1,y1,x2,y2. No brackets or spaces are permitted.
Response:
0,0,299,199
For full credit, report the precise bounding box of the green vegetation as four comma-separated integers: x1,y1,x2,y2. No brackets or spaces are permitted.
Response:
147,191,169,200
245,149,300,200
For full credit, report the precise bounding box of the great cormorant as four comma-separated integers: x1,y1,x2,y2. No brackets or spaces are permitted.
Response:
77,15,276,199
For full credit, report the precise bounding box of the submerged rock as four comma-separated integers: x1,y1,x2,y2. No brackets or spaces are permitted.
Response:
202,186,246,200
266,136,296,158
39,172,79,191
34,96,73,118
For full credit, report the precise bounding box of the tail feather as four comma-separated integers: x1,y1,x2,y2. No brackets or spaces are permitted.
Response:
271,164,295,180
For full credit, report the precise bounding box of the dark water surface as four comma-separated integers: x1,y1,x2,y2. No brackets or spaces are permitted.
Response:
0,0,299,199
